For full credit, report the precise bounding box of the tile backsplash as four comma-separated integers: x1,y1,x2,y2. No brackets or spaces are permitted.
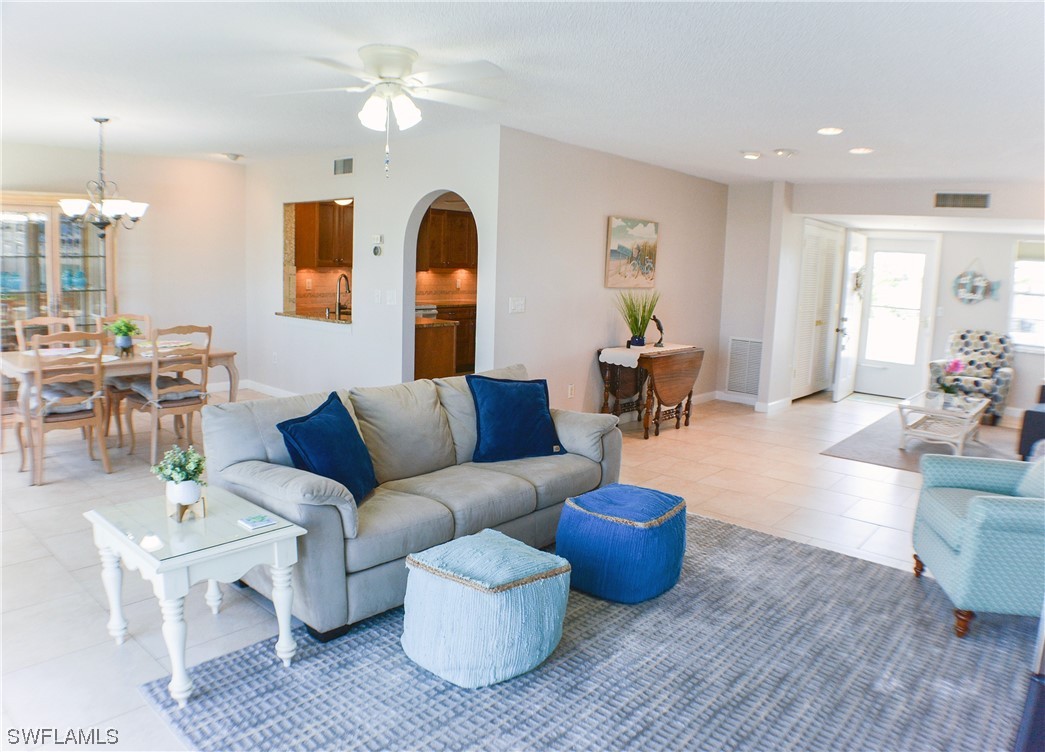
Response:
416,269,477,303
296,267,352,311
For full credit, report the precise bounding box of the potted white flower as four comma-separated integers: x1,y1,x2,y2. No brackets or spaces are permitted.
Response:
152,445,206,507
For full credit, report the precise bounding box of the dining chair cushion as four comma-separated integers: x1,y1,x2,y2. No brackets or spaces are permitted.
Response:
105,374,148,391
31,382,98,414
277,391,378,504
129,376,202,402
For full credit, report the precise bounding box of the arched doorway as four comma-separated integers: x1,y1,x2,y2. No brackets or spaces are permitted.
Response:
412,192,478,380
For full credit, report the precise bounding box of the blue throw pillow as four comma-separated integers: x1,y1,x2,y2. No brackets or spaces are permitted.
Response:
467,375,566,463
276,392,377,502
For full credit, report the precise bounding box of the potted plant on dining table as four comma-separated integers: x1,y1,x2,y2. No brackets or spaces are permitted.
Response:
105,318,141,357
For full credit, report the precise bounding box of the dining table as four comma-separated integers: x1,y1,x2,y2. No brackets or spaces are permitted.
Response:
1,345,239,481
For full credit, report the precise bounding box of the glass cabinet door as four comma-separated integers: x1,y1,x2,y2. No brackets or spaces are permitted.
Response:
58,215,108,329
1,208,51,351
0,196,115,351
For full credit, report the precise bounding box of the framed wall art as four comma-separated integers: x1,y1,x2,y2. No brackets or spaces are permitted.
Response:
605,216,658,288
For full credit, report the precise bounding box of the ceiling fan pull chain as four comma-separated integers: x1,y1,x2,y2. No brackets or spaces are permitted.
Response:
384,99,391,178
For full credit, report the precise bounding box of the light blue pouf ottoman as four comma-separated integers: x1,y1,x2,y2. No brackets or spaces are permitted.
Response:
556,483,686,603
401,528,571,688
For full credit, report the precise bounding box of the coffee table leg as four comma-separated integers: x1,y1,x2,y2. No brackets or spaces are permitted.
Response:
205,580,223,615
271,565,296,667
98,547,128,645
160,597,193,708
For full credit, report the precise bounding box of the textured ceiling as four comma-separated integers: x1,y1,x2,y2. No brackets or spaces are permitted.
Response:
2,2,1043,184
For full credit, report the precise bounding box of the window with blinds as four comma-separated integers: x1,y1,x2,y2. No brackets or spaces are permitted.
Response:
1010,240,1045,350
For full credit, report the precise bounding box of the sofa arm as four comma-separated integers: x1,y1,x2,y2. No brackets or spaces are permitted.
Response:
920,455,1027,496
551,409,619,463
219,460,359,539
599,427,622,486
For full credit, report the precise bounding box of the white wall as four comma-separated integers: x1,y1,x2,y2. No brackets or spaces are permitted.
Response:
793,182,1045,221
242,126,502,394
933,232,1045,411
1,143,248,379
495,129,728,412
717,183,773,394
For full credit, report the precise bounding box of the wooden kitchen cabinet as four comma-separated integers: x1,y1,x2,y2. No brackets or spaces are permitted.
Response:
414,319,458,380
295,202,352,269
416,208,477,271
436,304,476,374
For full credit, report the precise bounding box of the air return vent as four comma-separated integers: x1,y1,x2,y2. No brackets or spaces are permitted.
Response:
726,338,763,396
935,192,990,209
333,158,354,175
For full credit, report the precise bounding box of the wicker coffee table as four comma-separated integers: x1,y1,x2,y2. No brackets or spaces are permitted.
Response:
898,391,990,455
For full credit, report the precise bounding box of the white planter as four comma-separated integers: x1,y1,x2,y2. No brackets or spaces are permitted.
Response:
166,480,202,507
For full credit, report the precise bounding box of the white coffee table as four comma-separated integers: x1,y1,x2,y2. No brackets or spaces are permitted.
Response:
84,486,305,708
898,391,990,455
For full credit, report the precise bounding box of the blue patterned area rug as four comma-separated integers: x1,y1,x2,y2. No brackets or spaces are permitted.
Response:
142,516,1036,751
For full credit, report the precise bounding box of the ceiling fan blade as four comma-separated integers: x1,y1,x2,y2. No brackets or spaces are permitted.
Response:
261,84,374,97
410,87,500,111
407,60,501,88
306,56,378,83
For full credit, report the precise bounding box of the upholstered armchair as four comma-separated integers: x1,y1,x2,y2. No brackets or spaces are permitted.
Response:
913,455,1044,637
929,330,1013,424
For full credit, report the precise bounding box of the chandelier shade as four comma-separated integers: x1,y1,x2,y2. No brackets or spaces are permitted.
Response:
59,117,148,238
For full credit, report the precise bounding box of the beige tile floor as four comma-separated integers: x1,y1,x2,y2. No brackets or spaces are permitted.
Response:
1,389,937,749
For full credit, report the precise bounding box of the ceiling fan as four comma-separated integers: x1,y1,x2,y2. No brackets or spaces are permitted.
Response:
300,44,502,132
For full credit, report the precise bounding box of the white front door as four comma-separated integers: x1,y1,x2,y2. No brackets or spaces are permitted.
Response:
831,231,867,402
855,234,941,398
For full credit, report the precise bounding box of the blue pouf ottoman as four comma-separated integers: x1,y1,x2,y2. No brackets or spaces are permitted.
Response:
401,528,571,688
556,483,686,603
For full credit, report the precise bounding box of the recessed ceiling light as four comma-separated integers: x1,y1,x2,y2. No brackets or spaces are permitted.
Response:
223,153,244,161
741,151,762,160
848,147,874,155
817,127,844,136
773,149,797,158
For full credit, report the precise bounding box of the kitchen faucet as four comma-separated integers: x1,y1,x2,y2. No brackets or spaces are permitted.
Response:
335,273,350,320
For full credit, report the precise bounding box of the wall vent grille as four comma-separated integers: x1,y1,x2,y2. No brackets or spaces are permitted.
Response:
334,158,354,175
727,338,763,396
935,192,990,209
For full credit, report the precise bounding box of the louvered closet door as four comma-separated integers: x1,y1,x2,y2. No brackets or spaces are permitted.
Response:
792,220,844,400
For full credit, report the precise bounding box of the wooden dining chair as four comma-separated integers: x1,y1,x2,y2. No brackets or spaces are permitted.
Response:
16,330,111,485
124,325,211,465
6,315,78,455
94,313,152,446
14,316,76,350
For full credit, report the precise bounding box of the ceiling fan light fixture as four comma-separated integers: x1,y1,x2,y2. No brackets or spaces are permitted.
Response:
391,93,422,130
358,93,388,131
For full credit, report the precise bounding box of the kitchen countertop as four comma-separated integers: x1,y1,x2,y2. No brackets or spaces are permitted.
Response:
275,311,351,325
421,299,476,307
416,317,458,328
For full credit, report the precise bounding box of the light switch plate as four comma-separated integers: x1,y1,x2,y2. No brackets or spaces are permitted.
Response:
385,289,397,305
508,297,525,314
372,235,383,244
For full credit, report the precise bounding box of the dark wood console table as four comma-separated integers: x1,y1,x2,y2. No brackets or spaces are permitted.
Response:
598,344,705,439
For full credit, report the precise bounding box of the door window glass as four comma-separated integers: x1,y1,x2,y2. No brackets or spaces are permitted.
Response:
863,251,926,365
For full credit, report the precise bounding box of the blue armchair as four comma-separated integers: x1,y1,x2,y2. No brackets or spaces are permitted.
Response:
913,454,1045,637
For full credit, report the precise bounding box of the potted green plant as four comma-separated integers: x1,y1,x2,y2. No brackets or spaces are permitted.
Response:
614,290,660,347
105,318,141,356
153,445,206,509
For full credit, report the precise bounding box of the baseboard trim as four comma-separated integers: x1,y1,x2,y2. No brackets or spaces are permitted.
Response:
715,391,756,406
241,380,299,398
755,398,791,415
1002,406,1024,430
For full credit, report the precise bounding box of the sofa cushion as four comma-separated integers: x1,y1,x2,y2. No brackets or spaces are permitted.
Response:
467,375,565,463
383,465,537,537
346,488,455,573
468,454,602,510
435,364,528,464
277,392,377,504
1017,458,1045,499
350,380,456,484
918,487,996,552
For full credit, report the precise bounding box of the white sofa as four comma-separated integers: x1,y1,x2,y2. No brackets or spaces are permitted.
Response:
201,365,622,639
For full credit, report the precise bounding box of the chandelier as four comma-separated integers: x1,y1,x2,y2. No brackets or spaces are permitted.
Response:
58,117,148,238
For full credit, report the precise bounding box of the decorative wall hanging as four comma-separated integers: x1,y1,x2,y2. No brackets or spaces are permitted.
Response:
952,260,1001,304
605,216,659,288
